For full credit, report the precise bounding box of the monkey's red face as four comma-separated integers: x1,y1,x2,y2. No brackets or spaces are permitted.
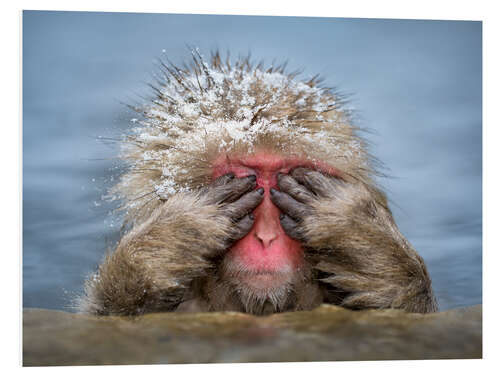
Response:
212,151,334,291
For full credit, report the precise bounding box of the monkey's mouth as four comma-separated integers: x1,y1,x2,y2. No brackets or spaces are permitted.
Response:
221,257,295,291
241,271,293,290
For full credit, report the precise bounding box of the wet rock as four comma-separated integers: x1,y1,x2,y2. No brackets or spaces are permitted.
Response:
23,304,482,366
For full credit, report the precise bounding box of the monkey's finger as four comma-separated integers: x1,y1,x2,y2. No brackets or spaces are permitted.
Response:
279,214,305,241
277,173,315,204
304,170,344,197
211,172,235,187
230,214,255,241
289,167,315,189
292,168,342,198
200,173,234,202
223,187,264,220
270,189,312,220
209,175,257,204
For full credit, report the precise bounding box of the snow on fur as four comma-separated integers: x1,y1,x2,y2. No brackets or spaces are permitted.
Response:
112,50,373,225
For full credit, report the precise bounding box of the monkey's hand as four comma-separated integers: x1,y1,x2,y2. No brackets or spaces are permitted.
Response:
201,173,264,249
270,167,437,313
80,173,263,315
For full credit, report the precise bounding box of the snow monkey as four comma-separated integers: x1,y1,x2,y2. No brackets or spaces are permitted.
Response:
79,51,437,316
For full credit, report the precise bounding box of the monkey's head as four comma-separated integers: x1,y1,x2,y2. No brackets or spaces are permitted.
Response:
113,51,377,307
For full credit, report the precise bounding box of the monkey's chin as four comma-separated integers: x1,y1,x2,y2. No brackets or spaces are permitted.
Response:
222,239,303,298
238,270,294,291
221,255,296,293
224,267,295,311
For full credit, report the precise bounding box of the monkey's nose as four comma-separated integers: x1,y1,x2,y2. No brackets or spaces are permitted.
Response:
253,197,281,249
254,229,278,248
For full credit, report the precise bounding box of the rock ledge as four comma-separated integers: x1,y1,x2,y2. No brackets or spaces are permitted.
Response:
23,304,482,366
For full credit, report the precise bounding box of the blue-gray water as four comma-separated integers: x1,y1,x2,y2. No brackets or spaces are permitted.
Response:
22,11,481,311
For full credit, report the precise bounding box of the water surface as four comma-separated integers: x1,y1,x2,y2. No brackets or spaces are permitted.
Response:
23,11,482,311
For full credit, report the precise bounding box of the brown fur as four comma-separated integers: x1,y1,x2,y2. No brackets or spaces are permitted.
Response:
79,51,437,315
302,180,437,313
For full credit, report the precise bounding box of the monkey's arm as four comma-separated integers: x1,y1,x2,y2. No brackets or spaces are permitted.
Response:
271,168,437,313
79,174,263,315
